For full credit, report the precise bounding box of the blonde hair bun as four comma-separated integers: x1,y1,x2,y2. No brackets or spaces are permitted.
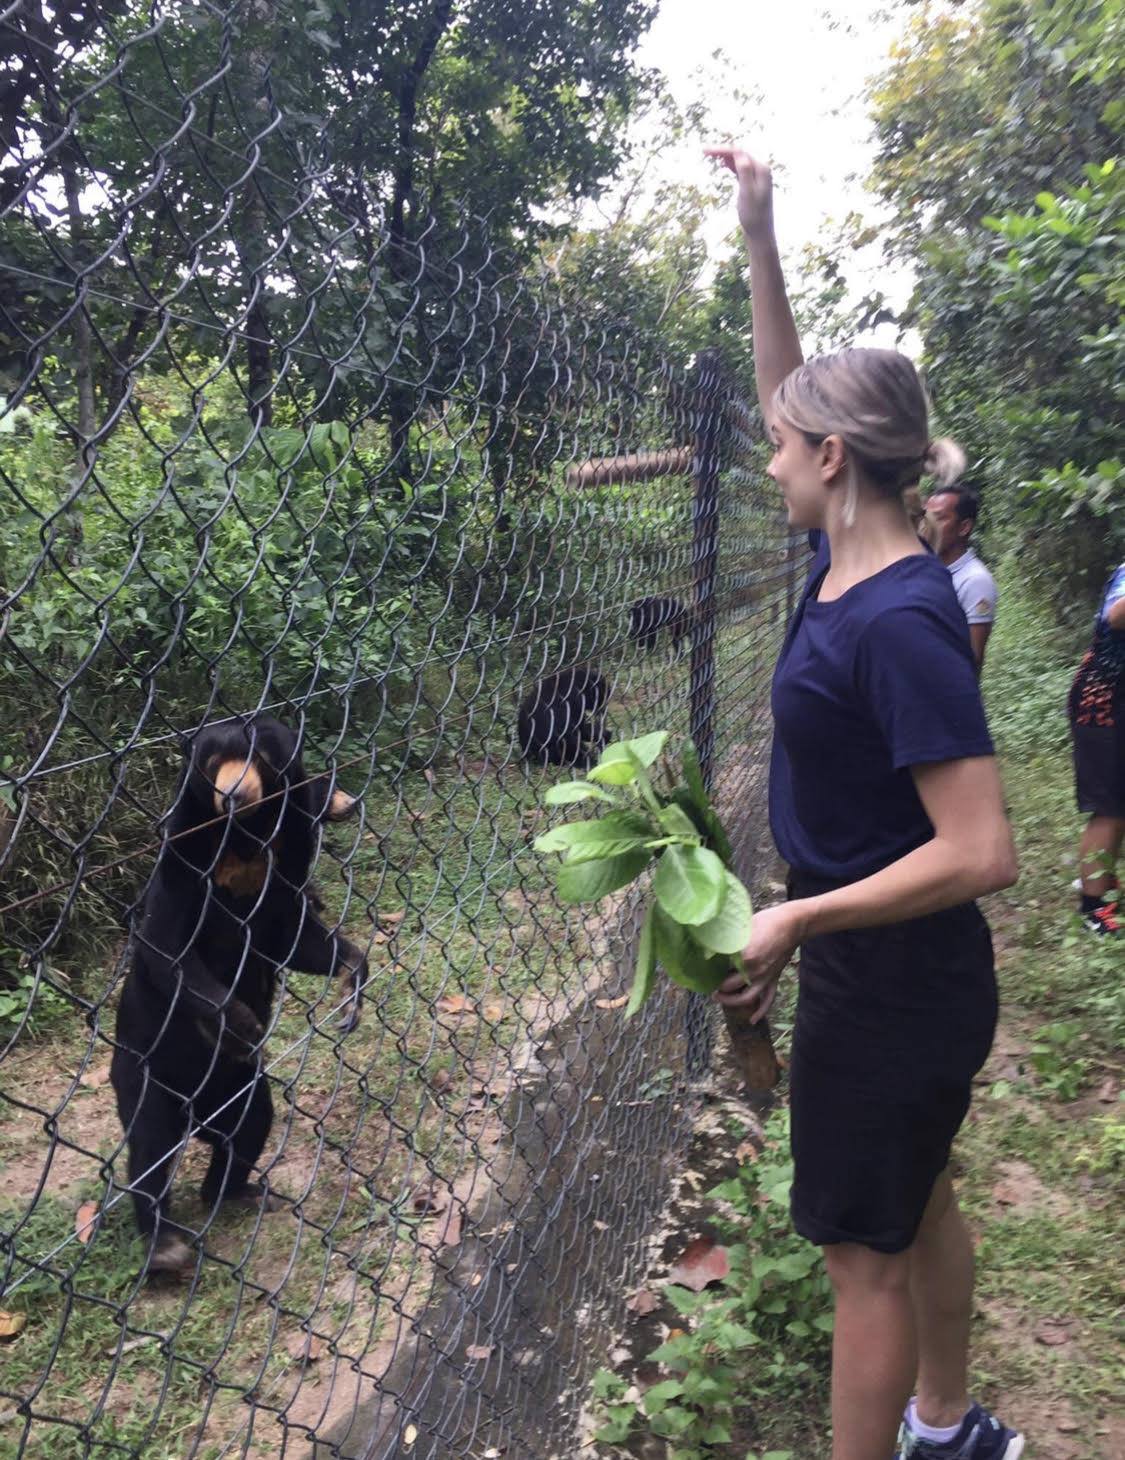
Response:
773,349,961,495
923,438,966,488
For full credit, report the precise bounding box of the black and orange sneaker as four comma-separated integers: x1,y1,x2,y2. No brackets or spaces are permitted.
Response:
1082,900,1121,936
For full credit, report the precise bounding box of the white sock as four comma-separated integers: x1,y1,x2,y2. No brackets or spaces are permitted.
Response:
908,1399,965,1444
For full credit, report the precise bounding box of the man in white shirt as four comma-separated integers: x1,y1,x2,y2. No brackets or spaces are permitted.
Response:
925,483,998,675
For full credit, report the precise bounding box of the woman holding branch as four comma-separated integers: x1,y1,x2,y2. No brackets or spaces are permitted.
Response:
704,147,1021,1460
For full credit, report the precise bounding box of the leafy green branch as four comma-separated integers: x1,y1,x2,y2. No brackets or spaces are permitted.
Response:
534,731,756,1018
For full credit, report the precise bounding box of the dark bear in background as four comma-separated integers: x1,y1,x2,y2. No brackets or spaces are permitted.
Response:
110,716,367,1273
628,595,690,657
517,666,609,768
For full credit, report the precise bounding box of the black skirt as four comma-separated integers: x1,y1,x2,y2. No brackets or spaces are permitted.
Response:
787,872,997,1254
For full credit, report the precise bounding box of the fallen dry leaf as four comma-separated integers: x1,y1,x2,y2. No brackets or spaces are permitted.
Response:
409,1185,450,1217
440,1209,463,1247
105,1334,160,1358
594,994,629,1010
286,1332,324,1363
667,1236,730,1292
75,1201,99,1244
625,1289,659,1316
378,910,405,927
465,1343,493,1361
734,1139,758,1163
0,1311,27,1341
429,1069,454,1093
435,993,475,1015
423,768,435,786
1033,1318,1073,1347
79,1063,111,1090
1096,1077,1118,1103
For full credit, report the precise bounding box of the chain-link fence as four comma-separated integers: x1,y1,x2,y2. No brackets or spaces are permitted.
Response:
1,4,796,1456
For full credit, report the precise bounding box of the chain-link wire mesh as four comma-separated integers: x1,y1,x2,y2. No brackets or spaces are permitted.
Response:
1,4,797,1456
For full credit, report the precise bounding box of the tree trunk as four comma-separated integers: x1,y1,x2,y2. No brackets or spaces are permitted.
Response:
385,0,456,482
232,0,276,428
37,44,94,563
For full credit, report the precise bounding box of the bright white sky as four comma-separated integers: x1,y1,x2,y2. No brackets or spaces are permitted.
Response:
634,0,915,345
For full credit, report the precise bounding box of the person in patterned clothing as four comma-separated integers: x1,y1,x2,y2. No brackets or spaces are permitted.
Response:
1068,561,1125,934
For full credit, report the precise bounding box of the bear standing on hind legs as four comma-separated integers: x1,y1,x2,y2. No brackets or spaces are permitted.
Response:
110,717,367,1274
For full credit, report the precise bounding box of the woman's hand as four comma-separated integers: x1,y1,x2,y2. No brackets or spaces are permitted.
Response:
714,902,803,1021
703,146,774,241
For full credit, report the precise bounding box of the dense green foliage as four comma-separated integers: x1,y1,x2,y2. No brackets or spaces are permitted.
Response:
592,1110,833,1460
869,0,1125,607
865,0,1124,606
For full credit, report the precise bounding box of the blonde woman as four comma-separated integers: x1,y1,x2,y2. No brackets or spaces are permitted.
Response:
705,147,1020,1460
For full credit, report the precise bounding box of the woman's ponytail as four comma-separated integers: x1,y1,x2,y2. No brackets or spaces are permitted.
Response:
922,438,966,488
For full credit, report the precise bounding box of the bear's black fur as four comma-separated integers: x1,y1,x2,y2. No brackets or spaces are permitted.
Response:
628,595,690,657
110,716,367,1271
517,666,609,768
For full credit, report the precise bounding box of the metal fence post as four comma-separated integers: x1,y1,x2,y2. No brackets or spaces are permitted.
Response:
688,347,723,789
685,346,724,1080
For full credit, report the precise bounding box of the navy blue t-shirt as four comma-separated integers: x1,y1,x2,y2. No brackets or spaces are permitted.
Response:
769,538,994,882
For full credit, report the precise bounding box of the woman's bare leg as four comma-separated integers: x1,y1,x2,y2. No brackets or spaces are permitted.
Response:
909,1170,974,1427
823,1242,917,1460
1078,814,1125,899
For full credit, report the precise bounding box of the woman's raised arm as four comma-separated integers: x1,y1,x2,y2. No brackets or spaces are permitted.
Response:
704,147,803,428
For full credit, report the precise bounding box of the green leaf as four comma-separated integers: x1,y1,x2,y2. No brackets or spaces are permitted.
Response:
667,775,734,864
653,844,725,925
681,735,708,808
693,869,754,955
595,730,669,771
657,801,701,842
557,849,651,904
625,904,658,1017
565,836,654,866
651,905,730,994
586,757,638,785
542,780,617,805
705,805,734,866
641,1378,686,1414
533,811,653,856
651,902,690,983
666,786,709,839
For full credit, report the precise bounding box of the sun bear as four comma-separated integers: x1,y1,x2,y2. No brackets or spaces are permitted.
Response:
110,716,367,1271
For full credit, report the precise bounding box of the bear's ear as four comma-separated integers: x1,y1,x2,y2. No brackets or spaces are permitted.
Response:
253,719,300,776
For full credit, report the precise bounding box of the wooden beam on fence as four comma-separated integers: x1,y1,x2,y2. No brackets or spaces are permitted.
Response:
564,445,693,488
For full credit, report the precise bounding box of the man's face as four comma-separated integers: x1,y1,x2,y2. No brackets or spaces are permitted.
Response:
926,492,972,562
